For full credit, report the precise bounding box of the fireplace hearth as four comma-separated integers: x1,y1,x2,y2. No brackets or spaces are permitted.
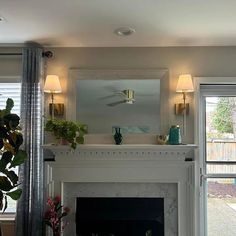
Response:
76,197,164,236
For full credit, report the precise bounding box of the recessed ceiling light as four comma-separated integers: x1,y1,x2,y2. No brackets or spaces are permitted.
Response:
114,27,136,36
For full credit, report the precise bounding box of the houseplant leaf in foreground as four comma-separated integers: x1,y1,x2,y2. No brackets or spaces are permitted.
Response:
0,98,27,212
0,151,13,172
0,176,14,192
5,170,18,185
6,189,22,200
10,150,27,168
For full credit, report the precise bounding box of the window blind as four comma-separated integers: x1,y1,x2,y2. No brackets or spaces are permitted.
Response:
0,83,21,115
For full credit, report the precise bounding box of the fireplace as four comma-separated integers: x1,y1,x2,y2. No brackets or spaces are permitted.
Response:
76,197,164,236
64,182,176,235
44,144,196,236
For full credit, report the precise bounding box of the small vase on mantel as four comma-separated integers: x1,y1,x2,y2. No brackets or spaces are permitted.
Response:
168,125,182,145
113,127,123,145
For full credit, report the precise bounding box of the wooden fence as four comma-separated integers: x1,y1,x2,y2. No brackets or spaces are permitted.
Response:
207,141,236,161
207,141,236,177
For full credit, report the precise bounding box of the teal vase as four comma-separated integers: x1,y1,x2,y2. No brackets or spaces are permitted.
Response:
168,125,181,145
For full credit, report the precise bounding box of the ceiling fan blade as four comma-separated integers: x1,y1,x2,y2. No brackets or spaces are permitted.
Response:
103,85,121,93
99,94,118,100
137,93,155,97
106,100,126,107
99,92,125,100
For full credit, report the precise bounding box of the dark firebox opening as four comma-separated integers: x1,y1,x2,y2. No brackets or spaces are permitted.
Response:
76,197,164,236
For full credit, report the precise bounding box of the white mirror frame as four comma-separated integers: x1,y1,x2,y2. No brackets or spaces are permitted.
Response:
67,69,170,134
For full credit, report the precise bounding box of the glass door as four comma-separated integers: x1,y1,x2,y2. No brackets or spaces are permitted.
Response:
200,85,236,236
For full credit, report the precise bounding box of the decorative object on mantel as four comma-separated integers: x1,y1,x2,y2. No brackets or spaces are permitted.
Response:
44,195,70,236
45,119,87,149
156,134,168,145
84,134,167,145
168,125,182,145
113,127,123,145
0,98,27,212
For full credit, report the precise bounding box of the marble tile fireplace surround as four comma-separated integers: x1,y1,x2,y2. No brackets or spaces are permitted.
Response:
44,144,196,236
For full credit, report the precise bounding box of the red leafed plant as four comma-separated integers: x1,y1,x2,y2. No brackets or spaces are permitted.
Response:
44,196,70,236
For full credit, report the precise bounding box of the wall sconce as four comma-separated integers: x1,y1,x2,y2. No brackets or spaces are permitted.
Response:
175,74,194,135
44,75,64,118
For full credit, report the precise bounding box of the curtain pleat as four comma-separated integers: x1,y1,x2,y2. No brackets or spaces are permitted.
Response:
16,44,44,236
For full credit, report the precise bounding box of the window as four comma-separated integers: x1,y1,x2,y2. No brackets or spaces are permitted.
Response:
0,83,21,114
200,84,236,236
0,82,21,213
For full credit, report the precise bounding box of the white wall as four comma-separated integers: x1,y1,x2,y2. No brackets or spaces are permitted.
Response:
2,46,236,143
0,48,21,76
45,46,236,143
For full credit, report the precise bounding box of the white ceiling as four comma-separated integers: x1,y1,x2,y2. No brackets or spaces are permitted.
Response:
1,0,236,47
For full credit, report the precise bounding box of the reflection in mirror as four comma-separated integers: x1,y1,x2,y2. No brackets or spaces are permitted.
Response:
67,69,169,134
77,80,160,133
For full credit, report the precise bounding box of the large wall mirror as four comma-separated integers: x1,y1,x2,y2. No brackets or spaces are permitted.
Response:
67,69,169,134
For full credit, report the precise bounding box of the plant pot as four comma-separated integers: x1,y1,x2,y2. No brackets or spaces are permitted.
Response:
0,221,15,236
53,232,60,236
59,138,69,145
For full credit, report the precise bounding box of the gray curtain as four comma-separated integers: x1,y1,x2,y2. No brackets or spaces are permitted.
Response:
16,44,44,236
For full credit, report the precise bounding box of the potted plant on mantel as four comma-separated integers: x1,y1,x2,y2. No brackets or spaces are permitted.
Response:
45,119,87,149
0,98,27,212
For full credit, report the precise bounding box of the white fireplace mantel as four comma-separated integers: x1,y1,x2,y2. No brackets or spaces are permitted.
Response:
43,144,197,236
43,144,196,161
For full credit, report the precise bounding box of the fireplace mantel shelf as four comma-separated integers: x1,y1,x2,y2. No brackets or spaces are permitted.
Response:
43,143,197,161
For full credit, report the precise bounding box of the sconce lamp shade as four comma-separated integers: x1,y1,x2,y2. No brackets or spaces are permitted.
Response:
176,74,194,93
44,75,62,93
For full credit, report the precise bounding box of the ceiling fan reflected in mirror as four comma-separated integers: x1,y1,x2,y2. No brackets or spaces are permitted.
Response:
106,89,135,107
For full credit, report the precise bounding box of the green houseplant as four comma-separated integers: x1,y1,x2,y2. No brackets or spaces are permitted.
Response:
0,98,27,212
45,119,87,149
